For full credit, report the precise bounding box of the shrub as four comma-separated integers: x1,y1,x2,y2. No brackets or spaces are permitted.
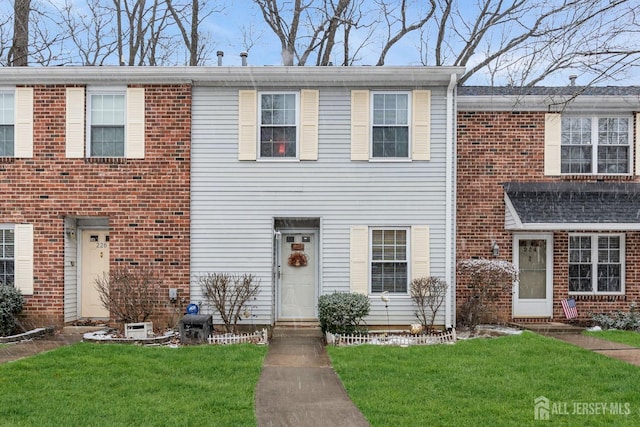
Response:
590,302,640,331
0,284,25,336
458,259,518,332
410,276,448,332
94,267,160,324
198,273,260,333
318,292,370,334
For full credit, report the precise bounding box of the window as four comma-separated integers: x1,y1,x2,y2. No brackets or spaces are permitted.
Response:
569,234,623,294
372,92,409,158
0,92,14,157
259,93,297,158
89,93,125,157
371,228,408,293
561,117,630,174
0,227,14,286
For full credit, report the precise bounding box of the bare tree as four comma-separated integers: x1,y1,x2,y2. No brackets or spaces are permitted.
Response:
61,0,118,66
7,0,30,66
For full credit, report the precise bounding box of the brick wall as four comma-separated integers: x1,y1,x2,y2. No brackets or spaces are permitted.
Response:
456,110,640,323
0,84,191,328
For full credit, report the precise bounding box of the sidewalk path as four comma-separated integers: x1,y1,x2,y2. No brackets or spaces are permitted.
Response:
0,333,82,365
255,331,370,427
546,333,640,366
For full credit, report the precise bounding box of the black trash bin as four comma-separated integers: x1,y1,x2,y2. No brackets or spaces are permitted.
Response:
179,314,213,344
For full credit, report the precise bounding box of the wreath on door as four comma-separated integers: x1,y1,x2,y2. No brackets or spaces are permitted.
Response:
288,251,308,267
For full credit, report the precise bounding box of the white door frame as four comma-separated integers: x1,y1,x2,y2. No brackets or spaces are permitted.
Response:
512,233,554,318
275,228,319,320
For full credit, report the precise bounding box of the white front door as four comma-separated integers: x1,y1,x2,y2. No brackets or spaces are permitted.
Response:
80,230,110,318
513,234,553,318
279,232,317,320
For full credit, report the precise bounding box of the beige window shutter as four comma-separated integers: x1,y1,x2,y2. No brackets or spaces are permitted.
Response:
299,89,319,160
412,90,431,160
15,224,34,295
544,113,562,175
125,88,145,159
66,87,85,158
14,87,33,158
635,113,640,176
238,90,257,160
411,225,430,280
351,90,370,160
350,226,369,295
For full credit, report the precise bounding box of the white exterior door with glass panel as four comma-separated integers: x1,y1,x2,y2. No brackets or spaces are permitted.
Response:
279,233,317,320
80,230,110,318
513,235,553,317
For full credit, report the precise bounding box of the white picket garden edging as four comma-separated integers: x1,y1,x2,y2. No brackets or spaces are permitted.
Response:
207,328,269,345
327,329,456,346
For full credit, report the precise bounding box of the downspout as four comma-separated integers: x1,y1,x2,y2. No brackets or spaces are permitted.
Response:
445,73,458,329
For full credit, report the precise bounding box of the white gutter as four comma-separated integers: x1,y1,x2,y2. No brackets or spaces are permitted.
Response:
445,72,457,329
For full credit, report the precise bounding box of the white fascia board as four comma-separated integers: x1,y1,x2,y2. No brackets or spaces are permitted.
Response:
516,223,640,231
458,95,640,113
0,66,466,88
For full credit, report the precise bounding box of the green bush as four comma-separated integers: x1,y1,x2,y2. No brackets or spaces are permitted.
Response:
318,292,370,334
590,302,640,331
0,284,25,336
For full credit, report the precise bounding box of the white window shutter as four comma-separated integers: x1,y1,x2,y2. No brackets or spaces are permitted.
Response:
15,87,33,158
411,225,430,280
66,87,85,158
300,89,319,160
351,90,369,160
15,224,34,295
412,90,431,160
635,113,640,176
125,88,145,159
350,226,369,294
544,113,561,175
238,90,257,160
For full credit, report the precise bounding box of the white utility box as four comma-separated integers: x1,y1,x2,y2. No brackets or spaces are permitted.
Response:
124,322,154,339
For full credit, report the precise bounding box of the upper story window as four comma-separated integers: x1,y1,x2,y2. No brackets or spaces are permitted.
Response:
568,234,624,294
561,117,630,174
370,228,409,293
371,92,409,158
0,227,15,286
88,92,126,157
259,93,298,158
0,92,15,157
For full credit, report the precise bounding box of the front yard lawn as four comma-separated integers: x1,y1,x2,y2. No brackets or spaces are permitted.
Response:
0,343,267,426
584,329,640,348
328,332,640,426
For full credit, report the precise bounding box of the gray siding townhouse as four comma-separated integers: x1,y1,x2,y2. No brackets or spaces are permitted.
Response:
190,67,463,329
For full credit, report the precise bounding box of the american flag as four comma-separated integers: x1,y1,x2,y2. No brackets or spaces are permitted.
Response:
561,298,578,319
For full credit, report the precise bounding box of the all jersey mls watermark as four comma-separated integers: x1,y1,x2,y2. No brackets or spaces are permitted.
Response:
534,396,631,420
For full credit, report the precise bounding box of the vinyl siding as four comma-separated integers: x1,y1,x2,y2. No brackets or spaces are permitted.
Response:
191,86,451,326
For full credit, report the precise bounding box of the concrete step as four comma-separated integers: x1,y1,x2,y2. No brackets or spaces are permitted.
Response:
272,322,322,338
510,322,583,334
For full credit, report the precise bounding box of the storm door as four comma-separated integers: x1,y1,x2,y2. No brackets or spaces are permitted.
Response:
513,234,553,317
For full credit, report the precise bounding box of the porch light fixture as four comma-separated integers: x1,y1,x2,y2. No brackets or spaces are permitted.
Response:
491,240,500,257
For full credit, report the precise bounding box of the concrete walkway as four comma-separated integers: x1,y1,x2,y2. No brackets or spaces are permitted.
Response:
255,329,370,427
546,333,640,366
0,332,83,364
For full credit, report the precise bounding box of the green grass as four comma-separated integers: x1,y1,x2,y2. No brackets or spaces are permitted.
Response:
584,329,640,348
0,342,267,426
328,332,640,426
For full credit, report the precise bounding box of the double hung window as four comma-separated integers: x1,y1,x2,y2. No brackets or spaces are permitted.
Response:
372,93,409,158
89,93,126,157
371,228,408,293
0,227,14,286
561,117,630,174
0,93,14,157
259,93,297,158
569,234,623,294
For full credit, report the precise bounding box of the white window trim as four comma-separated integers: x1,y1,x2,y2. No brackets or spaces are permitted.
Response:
561,115,633,176
568,233,625,295
369,226,411,295
257,91,300,161
0,90,15,157
370,91,411,161
86,87,127,158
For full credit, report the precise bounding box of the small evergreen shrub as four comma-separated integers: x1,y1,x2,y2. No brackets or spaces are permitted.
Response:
318,292,370,334
0,284,25,336
590,302,640,331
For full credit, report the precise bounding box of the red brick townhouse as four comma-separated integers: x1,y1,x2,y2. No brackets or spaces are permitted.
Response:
0,68,191,328
457,86,640,323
